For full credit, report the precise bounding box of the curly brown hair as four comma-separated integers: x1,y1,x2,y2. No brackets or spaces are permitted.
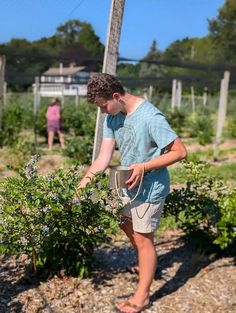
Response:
87,73,125,103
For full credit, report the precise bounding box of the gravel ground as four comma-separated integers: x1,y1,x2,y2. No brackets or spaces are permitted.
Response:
0,230,236,313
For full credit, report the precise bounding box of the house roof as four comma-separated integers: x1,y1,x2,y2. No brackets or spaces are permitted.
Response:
43,66,86,76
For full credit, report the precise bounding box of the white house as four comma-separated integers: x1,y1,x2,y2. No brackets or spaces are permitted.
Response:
35,64,91,97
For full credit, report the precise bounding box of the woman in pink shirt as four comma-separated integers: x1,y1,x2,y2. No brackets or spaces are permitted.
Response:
46,97,65,150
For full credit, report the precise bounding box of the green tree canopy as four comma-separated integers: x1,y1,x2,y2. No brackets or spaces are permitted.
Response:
209,0,236,62
0,19,104,90
139,40,166,79
55,20,104,56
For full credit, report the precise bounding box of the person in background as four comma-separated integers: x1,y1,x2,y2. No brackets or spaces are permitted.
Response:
46,97,64,150
79,74,187,313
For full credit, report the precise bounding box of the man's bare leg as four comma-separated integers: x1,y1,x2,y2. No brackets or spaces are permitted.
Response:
118,223,156,311
120,218,139,272
120,217,136,249
130,231,156,306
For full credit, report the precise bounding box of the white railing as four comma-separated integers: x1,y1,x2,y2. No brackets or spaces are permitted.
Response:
33,83,87,97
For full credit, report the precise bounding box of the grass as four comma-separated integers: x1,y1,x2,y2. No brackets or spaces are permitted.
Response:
186,147,236,161
170,159,236,185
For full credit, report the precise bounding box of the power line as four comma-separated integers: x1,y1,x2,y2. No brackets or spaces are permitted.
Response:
64,0,86,20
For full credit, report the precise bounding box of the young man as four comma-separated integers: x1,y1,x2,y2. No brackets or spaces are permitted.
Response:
79,73,187,313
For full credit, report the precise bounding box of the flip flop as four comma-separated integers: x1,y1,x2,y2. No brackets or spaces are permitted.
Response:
115,300,152,313
126,265,139,275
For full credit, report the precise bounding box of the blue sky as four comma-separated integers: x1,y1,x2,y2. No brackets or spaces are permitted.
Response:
0,0,224,59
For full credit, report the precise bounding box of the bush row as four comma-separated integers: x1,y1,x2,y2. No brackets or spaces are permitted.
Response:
1,94,236,161
0,157,235,279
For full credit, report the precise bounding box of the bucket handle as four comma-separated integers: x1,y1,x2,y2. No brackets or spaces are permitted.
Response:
115,164,145,203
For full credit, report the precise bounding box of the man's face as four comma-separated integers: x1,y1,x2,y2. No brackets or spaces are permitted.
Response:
95,93,122,115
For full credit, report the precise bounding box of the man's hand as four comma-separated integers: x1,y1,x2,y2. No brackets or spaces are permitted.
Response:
125,163,145,190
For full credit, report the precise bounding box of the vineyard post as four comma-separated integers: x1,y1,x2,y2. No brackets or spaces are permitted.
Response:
75,87,79,107
203,87,208,106
0,55,6,130
61,85,64,108
92,0,125,161
191,85,195,113
171,79,177,111
213,71,230,160
34,77,40,149
177,80,182,108
3,81,7,106
148,85,153,101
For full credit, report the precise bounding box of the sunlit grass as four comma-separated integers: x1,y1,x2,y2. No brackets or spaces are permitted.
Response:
170,160,236,185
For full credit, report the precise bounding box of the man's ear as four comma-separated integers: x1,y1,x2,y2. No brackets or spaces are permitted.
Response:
112,92,121,101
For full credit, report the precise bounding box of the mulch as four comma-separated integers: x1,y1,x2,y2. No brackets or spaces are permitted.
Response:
0,230,235,313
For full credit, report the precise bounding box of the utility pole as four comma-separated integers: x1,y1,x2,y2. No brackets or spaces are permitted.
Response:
92,0,125,161
0,55,6,130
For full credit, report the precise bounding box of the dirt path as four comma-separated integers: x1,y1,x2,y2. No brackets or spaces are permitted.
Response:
184,138,236,154
0,230,235,313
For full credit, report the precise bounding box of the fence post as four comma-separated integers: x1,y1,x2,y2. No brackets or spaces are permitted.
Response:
61,85,64,108
191,85,195,113
92,0,125,161
148,85,153,101
171,79,177,111
3,82,7,106
203,87,208,106
34,77,40,149
75,87,79,107
176,80,182,108
0,55,6,130
143,88,148,100
213,71,230,160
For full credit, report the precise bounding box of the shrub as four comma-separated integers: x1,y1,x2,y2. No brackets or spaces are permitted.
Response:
165,109,187,136
165,161,236,254
0,103,23,147
0,155,122,277
226,116,236,138
63,136,93,165
187,113,214,145
61,101,96,137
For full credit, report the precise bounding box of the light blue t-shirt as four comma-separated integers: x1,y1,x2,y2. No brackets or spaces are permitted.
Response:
103,100,178,203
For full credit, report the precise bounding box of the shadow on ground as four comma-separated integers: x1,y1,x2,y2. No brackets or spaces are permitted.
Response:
1,235,230,312
92,235,218,305
0,255,40,313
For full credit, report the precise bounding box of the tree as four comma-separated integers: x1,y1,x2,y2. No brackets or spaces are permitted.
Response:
55,20,104,56
163,37,216,64
0,39,53,90
0,19,104,89
209,0,236,62
162,37,222,91
139,40,166,79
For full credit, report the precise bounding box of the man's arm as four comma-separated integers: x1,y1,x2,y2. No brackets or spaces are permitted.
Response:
144,137,187,171
127,137,187,189
79,138,116,188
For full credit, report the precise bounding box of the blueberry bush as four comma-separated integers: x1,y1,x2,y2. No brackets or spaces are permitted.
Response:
0,155,122,277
